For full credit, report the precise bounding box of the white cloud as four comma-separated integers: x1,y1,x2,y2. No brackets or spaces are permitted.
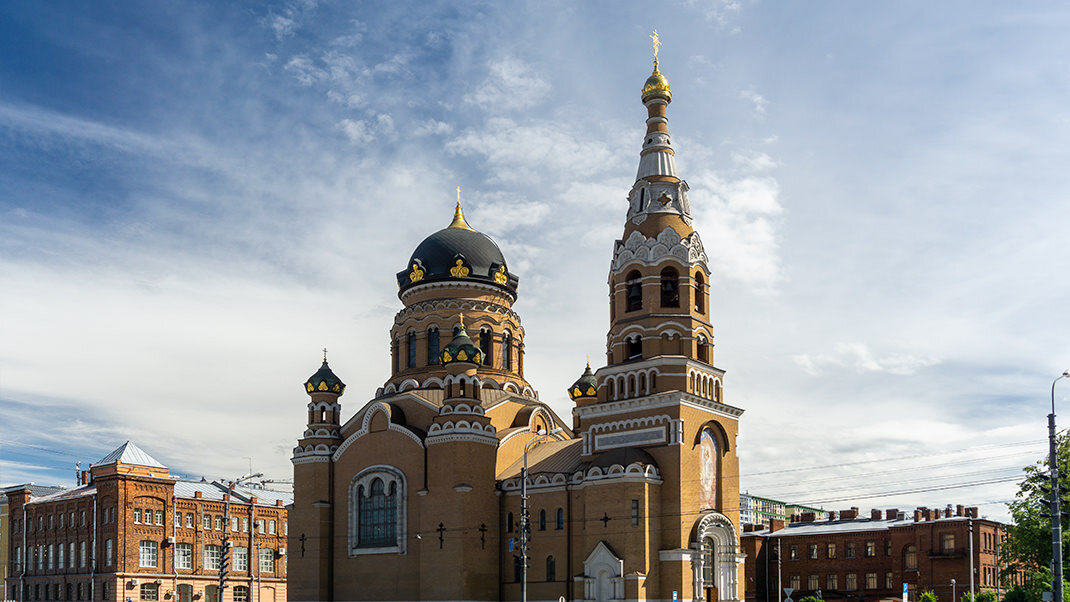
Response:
284,55,326,86
414,119,453,136
464,57,550,112
739,87,768,115
793,343,941,376
337,118,372,143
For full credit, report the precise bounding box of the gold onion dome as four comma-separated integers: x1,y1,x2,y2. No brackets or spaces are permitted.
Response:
396,196,517,297
568,362,599,400
304,359,345,395
440,319,483,366
642,63,671,102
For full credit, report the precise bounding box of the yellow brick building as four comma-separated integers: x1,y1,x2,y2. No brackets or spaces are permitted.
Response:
289,58,745,602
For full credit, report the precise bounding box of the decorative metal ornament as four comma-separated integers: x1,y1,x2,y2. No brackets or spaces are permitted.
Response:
409,263,424,282
443,350,452,363
450,259,470,277
317,381,328,391
493,265,508,285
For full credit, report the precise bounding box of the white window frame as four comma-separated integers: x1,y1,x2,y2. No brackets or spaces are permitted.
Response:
258,549,275,573
175,543,192,570
80,541,87,568
139,540,158,568
105,539,114,566
233,547,248,572
204,544,221,571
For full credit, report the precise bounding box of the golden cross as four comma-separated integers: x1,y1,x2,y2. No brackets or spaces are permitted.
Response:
456,186,461,205
458,312,465,328
322,348,328,362
650,29,661,64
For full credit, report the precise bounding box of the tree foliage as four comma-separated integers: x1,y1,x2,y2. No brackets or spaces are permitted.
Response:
1005,431,1070,577
918,590,939,602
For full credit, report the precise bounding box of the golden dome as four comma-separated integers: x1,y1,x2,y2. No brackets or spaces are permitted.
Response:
642,64,671,102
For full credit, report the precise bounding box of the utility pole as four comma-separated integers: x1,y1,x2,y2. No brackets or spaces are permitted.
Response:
969,517,975,602
220,473,262,598
521,429,561,602
1051,371,1069,602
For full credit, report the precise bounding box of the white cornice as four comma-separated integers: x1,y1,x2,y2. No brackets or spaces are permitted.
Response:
574,390,744,419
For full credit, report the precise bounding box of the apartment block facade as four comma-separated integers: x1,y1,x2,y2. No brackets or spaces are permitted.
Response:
4,442,290,602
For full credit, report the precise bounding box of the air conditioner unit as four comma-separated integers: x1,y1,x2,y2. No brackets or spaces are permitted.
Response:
129,579,139,586
277,548,286,556
154,580,163,585
165,536,175,544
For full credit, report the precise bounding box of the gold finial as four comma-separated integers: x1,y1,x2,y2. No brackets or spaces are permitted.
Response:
586,354,590,369
650,29,661,69
458,312,465,328
448,186,474,230
322,348,328,362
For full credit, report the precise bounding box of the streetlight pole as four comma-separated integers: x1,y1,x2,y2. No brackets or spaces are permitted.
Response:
521,428,562,602
1050,370,1069,602
951,578,956,602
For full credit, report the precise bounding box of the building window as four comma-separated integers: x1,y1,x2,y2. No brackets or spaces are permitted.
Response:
80,541,87,567
866,572,878,590
480,329,493,366
134,509,141,524
660,267,679,307
407,331,416,368
904,545,917,570
697,335,709,363
176,585,193,602
827,575,838,590
234,547,248,572
349,466,406,553
626,336,642,360
232,587,248,602
186,513,193,528
204,544,221,571
846,574,858,591
694,271,705,313
789,545,798,560
203,515,211,529
546,556,556,582
204,586,219,602
845,542,856,558
257,519,265,534
214,516,222,530
808,544,818,559
139,541,158,568
139,585,158,602
789,576,801,590
631,500,640,526
557,507,565,530
58,545,64,570
105,539,113,566
507,512,514,532
174,543,192,570
102,582,108,602
269,519,276,534
885,572,894,589
885,539,892,556
48,544,54,569
941,533,955,552
538,509,547,531
258,547,273,573
155,510,164,525
808,575,819,591
625,270,643,312
866,541,876,557
243,517,249,532
427,328,440,365
827,543,836,558
230,517,238,531
503,332,512,370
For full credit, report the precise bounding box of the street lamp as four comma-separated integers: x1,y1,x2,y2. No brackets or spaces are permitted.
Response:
951,579,956,602
520,427,562,602
1049,370,1069,602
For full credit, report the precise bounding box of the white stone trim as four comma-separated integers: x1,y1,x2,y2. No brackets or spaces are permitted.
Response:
594,426,666,451
574,390,744,420
399,280,517,304
425,433,499,446
347,465,407,556
333,403,424,461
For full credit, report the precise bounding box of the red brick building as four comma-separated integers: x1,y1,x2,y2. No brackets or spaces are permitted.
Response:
741,505,1007,602
4,442,290,602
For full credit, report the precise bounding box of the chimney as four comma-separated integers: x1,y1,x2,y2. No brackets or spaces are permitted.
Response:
769,519,785,533
194,491,203,499
744,524,759,533
957,505,965,517
913,510,922,522
276,500,284,507
840,508,857,520
968,507,979,518
886,509,899,520
250,496,258,504
828,511,837,521
871,509,882,520
801,512,816,523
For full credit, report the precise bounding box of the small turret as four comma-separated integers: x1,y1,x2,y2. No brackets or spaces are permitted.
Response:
304,354,346,395
568,361,599,402
441,315,483,367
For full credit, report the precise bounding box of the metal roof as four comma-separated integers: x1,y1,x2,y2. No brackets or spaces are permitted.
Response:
25,485,96,505
96,441,167,469
742,515,986,538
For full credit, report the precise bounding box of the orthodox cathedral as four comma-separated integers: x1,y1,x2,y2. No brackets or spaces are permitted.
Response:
289,51,745,602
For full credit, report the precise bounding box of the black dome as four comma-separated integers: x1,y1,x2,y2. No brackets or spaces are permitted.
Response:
397,224,519,296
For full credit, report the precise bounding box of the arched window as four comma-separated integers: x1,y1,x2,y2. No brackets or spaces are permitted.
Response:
650,372,656,390
626,336,642,360
503,331,512,370
204,586,219,602
427,327,440,365
694,271,706,313
546,555,556,582
538,509,546,531
506,512,514,533
628,375,636,398
660,267,679,307
609,379,616,400
480,329,493,366
177,585,193,602
697,335,709,363
406,332,417,368
713,380,721,402
638,187,646,211
904,545,917,570
626,270,643,312
556,508,564,530
639,373,647,395
392,338,400,373
702,537,715,586
349,467,406,554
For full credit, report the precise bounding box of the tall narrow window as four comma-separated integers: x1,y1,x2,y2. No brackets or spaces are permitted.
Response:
626,336,642,360
538,509,546,531
556,508,564,530
626,271,643,312
503,332,512,370
702,537,715,585
407,332,416,368
904,545,917,570
546,556,556,582
177,585,192,602
506,512,514,533
694,271,705,313
358,478,397,548
660,267,679,307
631,500,640,526
480,329,493,366
697,335,709,363
427,328,440,365
392,338,400,373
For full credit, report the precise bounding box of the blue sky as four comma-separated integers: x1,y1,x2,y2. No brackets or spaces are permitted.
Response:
1,1,1068,521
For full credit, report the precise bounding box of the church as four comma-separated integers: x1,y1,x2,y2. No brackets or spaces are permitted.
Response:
289,50,746,602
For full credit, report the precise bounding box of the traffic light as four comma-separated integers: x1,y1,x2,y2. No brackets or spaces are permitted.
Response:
218,538,230,590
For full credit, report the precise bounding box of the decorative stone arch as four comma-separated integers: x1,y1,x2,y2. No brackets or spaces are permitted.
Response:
398,378,419,392
422,376,444,389
347,465,407,556
690,512,742,602
582,541,624,602
503,382,521,394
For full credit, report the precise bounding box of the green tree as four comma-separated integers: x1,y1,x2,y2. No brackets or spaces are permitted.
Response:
918,590,939,602
799,596,822,602
1005,431,1070,578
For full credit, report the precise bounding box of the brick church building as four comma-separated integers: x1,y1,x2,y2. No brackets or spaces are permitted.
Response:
289,52,745,602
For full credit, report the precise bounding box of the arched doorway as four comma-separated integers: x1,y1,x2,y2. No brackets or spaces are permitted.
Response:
691,512,742,602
